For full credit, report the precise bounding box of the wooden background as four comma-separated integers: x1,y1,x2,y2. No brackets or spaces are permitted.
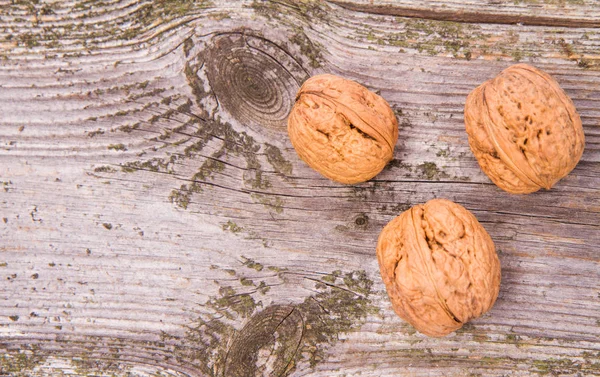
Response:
1,0,599,376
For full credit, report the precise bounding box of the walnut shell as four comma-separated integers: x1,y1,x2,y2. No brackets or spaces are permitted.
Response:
376,199,501,337
465,64,585,194
288,74,398,184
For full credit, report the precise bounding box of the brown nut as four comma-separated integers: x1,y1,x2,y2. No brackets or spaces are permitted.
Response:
376,199,501,337
288,74,398,184
465,64,585,194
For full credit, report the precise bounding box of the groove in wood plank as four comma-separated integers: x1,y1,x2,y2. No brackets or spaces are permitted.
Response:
330,0,600,27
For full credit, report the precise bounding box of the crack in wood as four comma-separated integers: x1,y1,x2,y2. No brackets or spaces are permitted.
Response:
329,1,600,28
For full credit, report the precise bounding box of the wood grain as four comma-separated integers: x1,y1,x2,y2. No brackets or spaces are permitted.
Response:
1,0,599,376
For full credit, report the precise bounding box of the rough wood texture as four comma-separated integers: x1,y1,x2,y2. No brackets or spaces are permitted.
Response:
1,1,599,376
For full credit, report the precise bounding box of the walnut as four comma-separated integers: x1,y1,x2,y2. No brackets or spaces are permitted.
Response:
376,199,501,337
465,64,585,194
288,74,398,184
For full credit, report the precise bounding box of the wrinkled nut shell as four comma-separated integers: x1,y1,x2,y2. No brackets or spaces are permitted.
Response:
465,64,585,194
288,74,398,184
376,199,501,337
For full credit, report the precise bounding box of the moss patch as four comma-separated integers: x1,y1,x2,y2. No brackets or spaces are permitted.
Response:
264,143,293,176
93,165,117,173
2,0,214,53
296,270,378,368
248,1,327,68
251,193,284,214
514,0,584,4
357,17,599,65
107,143,127,151
0,352,46,375
159,258,378,376
241,256,264,271
366,19,485,59
222,220,243,234
115,54,294,222
417,161,449,180
289,28,324,68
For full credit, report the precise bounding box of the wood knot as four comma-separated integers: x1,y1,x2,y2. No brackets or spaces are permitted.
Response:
223,304,304,377
204,32,308,135
354,214,369,227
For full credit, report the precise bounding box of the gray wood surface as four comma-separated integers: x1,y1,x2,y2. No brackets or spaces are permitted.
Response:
1,0,599,376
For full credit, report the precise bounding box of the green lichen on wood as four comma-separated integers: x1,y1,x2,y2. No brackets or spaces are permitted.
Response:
220,220,271,247
257,281,270,294
160,259,378,376
118,58,289,218
264,143,293,176
209,286,259,320
417,161,449,180
514,0,584,4
349,180,386,201
0,352,45,375
222,220,243,234
246,169,271,190
251,193,284,214
156,0,214,18
250,0,329,23
368,19,483,59
93,165,117,173
554,36,599,70
87,129,104,138
531,358,578,375
289,27,325,68
248,1,326,68
159,282,255,376
361,18,600,63
241,256,264,271
506,333,523,348
71,358,131,377
296,270,379,368
321,270,341,283
436,148,450,158
123,156,177,174
2,0,215,53
193,156,226,182
118,123,141,133
409,19,475,58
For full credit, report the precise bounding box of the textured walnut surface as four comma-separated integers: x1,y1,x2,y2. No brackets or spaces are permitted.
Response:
465,64,585,194
377,199,501,337
288,74,398,184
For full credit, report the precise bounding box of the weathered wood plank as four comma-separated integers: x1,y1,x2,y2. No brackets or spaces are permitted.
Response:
1,0,599,376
